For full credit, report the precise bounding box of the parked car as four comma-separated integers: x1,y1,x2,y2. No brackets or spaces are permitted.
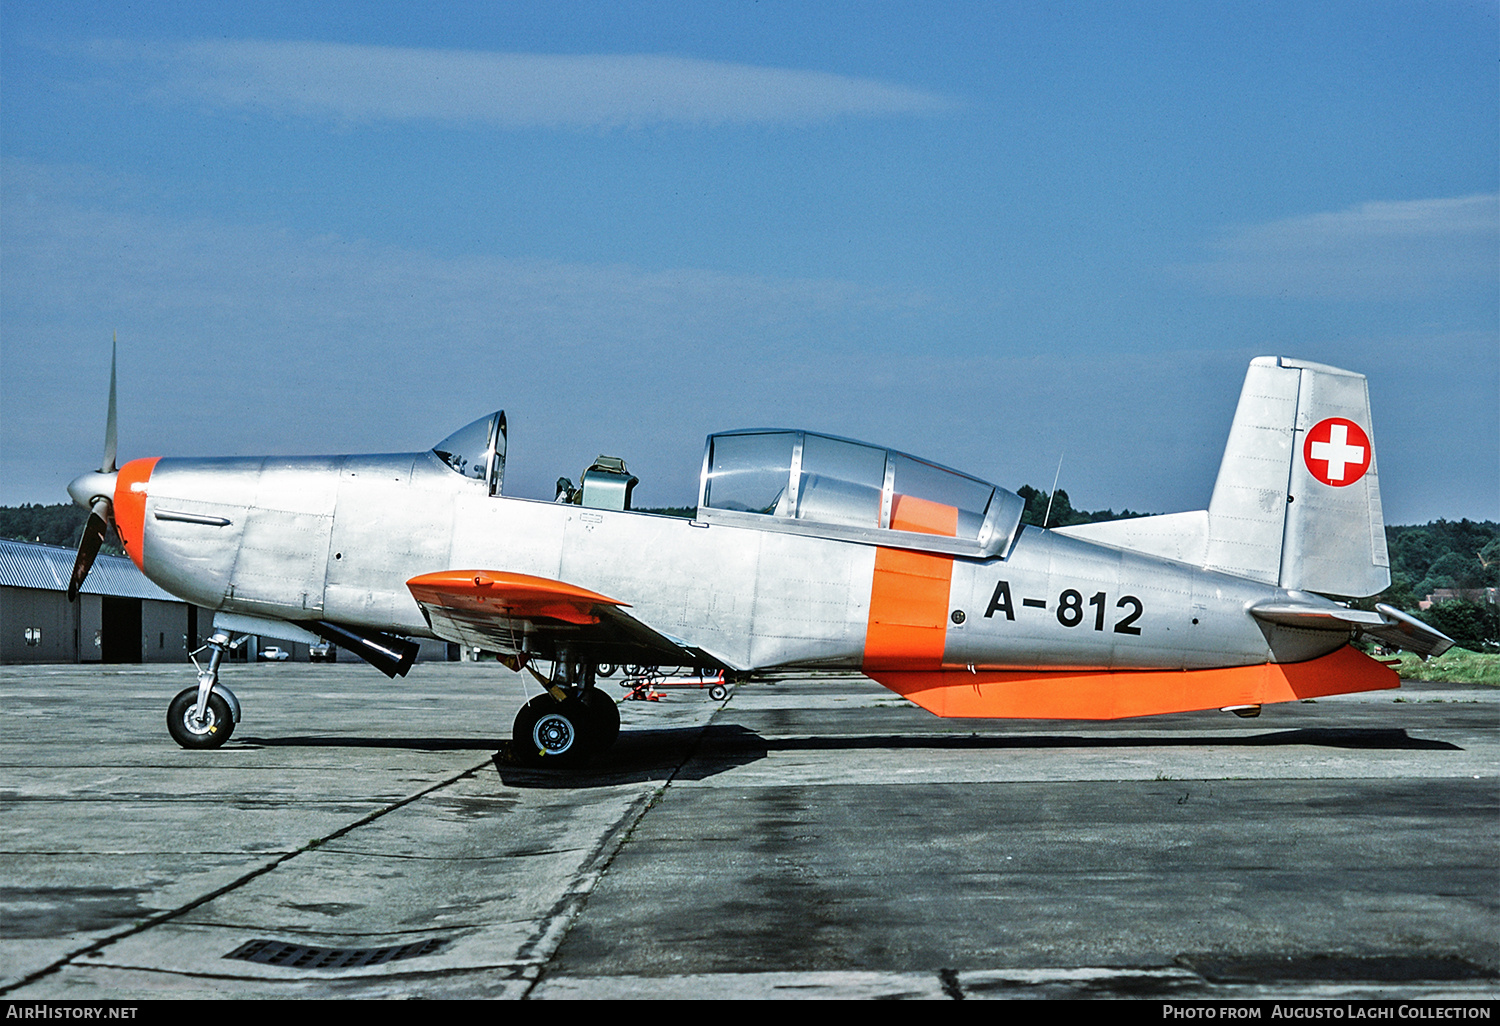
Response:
309,640,336,662
259,646,291,662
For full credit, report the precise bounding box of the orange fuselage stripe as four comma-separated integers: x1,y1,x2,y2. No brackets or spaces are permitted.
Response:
113,458,159,571
867,645,1398,720
862,496,958,672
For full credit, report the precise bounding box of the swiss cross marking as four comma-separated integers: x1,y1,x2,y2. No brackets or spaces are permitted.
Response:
1303,417,1371,487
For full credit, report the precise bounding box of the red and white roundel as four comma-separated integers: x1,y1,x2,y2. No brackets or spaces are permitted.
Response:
1303,417,1371,487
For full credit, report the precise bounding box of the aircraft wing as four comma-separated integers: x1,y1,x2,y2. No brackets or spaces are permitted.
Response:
1248,600,1454,659
406,570,720,667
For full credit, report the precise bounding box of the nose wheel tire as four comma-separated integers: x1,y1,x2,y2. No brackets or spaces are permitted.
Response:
167,687,234,749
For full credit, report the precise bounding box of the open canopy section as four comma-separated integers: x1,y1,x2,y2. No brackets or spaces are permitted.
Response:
698,429,1025,558
432,411,507,496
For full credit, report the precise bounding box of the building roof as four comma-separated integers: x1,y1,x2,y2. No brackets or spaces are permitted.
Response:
0,538,180,601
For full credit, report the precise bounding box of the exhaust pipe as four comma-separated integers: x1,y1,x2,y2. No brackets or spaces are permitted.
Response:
297,620,420,678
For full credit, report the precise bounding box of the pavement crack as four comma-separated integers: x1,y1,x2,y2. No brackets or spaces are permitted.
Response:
520,713,716,999
0,757,493,996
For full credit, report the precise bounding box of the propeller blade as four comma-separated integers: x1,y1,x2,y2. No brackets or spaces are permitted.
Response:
68,498,112,602
102,333,118,474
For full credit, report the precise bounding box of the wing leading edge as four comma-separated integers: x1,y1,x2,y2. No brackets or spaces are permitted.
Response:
406,570,724,668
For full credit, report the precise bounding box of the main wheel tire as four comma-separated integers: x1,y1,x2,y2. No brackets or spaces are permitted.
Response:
512,694,591,766
578,688,620,753
595,663,617,678
167,687,234,749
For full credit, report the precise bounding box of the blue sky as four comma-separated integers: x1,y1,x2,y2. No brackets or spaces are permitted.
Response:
2,0,1495,523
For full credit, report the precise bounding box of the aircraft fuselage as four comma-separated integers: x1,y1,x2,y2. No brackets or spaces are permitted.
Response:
131,450,1328,675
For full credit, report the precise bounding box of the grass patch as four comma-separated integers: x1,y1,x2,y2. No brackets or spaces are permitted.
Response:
1385,647,1500,685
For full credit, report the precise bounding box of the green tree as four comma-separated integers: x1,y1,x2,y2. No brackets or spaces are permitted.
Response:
1421,600,1500,654
0,503,121,554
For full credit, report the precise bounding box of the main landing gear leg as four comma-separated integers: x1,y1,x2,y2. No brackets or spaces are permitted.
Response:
168,631,242,750
512,652,619,767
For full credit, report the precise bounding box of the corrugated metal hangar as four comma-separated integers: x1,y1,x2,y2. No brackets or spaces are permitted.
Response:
2,538,456,666
1,538,217,664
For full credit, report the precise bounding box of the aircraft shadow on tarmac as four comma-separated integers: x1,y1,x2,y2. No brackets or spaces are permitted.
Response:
495,723,1459,789
229,724,772,789
233,723,1457,792
496,724,769,788
232,735,508,751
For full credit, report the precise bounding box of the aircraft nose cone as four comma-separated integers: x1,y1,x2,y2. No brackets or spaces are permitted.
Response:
67,470,118,510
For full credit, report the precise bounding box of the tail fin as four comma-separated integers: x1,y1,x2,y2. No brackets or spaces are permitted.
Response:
1055,357,1390,598
1205,356,1389,596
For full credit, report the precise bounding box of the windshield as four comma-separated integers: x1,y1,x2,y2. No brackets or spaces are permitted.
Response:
703,431,797,515
432,411,506,495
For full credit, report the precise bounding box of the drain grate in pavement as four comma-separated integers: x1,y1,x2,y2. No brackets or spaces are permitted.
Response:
1178,954,1495,984
225,937,447,970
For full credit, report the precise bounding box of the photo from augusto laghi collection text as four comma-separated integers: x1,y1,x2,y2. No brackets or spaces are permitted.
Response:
1162,1006,1493,1020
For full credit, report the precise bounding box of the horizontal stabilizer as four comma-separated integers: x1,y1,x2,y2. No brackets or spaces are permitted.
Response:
1249,599,1453,659
1365,603,1456,659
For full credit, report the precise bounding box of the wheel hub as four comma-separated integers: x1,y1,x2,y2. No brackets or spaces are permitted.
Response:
533,712,574,755
182,707,217,736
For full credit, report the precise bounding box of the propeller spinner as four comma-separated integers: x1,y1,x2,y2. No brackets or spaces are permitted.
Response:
65,337,121,601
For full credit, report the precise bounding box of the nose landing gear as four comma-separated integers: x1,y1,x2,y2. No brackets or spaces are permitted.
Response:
169,631,243,749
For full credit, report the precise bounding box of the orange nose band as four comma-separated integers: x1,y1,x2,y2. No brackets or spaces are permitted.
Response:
113,458,159,570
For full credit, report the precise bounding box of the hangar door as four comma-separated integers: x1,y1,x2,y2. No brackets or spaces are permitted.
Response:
101,596,141,663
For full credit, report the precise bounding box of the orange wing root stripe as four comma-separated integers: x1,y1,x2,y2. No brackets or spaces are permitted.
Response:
406,570,627,626
868,645,1398,720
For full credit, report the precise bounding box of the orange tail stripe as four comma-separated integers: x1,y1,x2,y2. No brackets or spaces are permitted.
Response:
868,645,1398,720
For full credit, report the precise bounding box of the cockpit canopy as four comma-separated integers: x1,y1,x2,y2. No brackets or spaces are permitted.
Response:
431,413,1023,557
698,429,1025,558
432,411,506,496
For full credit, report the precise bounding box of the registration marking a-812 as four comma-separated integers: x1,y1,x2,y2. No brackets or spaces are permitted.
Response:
982,581,1143,635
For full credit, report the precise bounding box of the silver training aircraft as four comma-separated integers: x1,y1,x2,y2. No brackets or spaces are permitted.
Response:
66,352,1452,764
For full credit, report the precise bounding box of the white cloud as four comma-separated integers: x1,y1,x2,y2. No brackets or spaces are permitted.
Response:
90,38,955,129
1174,194,1499,300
